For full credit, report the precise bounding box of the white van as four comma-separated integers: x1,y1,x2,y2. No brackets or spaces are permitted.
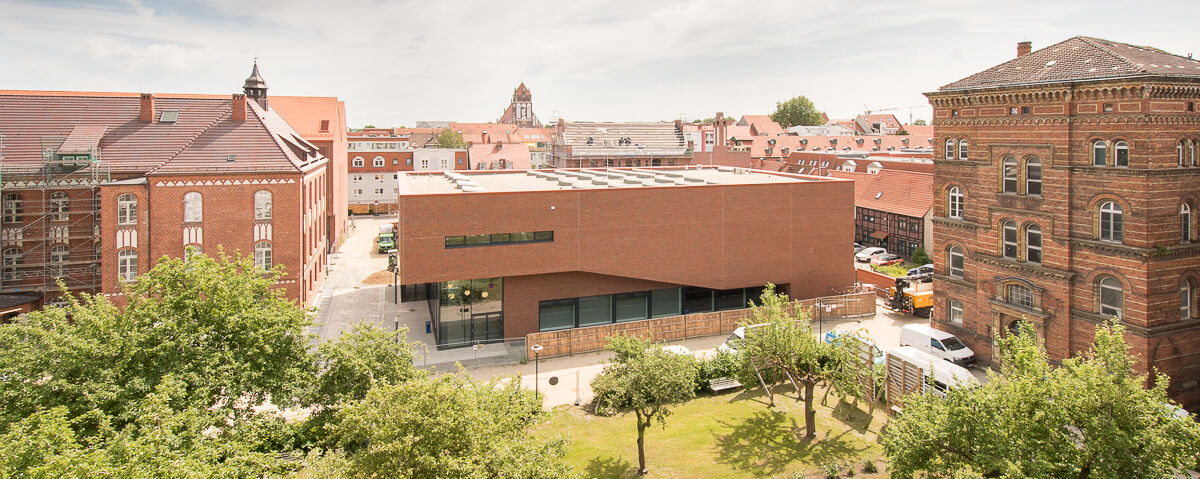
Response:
900,324,975,367
886,346,978,406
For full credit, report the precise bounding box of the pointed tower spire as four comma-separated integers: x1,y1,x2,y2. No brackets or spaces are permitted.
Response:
243,60,268,109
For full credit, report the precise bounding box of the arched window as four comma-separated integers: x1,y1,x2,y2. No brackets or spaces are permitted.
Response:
945,139,954,160
254,190,272,220
1002,157,1018,193
1092,140,1107,166
1006,283,1034,308
352,156,364,168
958,139,968,160
1002,221,1018,259
1183,203,1193,243
948,246,964,278
1026,224,1042,264
1098,276,1123,318
49,192,68,221
1114,141,1128,167
1024,157,1042,196
254,242,272,270
2,193,21,224
1099,201,1123,242
183,192,202,223
2,248,20,280
117,194,137,225
1191,139,1197,167
50,244,68,277
118,249,137,282
948,187,964,219
373,156,385,167
1182,279,1194,320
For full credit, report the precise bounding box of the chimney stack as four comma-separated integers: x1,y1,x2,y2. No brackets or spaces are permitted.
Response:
232,94,247,122
139,93,155,122
1017,41,1032,58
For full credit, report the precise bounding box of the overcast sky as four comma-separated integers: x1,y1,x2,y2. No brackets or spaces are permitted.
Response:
1,0,1196,127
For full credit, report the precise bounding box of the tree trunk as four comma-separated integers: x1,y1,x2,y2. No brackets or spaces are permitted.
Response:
803,380,817,438
636,410,648,475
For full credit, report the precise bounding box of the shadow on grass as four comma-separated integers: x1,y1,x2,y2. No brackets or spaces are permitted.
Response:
583,455,636,479
829,396,878,433
713,409,872,476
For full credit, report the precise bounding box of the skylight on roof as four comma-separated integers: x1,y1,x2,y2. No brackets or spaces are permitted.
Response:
875,192,883,199
160,110,179,124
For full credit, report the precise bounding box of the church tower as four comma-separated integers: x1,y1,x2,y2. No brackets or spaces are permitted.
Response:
243,61,268,109
499,83,542,128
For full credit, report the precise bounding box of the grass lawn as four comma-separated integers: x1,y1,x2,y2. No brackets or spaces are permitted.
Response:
538,387,889,479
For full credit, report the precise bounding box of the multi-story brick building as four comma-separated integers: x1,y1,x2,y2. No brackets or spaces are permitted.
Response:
0,64,332,308
830,169,934,260
498,83,542,128
394,166,854,347
345,130,468,214
926,37,1200,407
270,95,349,251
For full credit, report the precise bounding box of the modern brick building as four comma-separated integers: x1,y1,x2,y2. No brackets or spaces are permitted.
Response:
926,37,1200,407
394,166,854,347
0,64,333,308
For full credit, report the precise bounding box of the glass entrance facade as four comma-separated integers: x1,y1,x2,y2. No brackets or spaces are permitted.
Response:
537,285,768,332
430,277,503,348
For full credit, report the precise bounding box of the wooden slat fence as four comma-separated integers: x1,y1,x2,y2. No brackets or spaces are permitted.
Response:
526,291,875,358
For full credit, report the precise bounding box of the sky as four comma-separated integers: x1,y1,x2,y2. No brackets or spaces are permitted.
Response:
1,0,1197,128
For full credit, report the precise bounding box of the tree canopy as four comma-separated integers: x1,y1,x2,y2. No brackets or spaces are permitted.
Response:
770,96,825,128
881,321,1200,478
912,119,927,125
592,335,699,474
435,128,468,149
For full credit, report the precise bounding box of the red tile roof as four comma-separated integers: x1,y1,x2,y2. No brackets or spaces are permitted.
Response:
739,115,785,136
828,169,934,218
940,36,1200,91
468,142,531,170
269,96,346,143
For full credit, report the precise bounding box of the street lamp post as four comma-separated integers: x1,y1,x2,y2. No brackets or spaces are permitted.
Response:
530,344,544,394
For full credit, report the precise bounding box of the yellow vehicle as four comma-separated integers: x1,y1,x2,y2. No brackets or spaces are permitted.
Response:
887,274,933,317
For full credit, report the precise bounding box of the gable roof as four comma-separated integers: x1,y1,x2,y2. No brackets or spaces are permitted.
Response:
828,169,934,218
940,36,1200,91
468,142,531,170
269,96,345,143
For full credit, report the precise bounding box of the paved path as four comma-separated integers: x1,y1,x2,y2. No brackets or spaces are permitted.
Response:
313,215,399,341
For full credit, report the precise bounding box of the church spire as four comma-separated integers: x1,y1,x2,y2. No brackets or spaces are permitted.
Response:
243,60,268,109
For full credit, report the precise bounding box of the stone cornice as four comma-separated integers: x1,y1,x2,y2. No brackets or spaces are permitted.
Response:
972,253,1075,281
1070,309,1200,338
1065,165,1200,177
988,298,1052,320
932,217,981,230
1070,238,1155,262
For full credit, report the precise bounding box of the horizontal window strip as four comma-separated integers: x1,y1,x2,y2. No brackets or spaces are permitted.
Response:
445,231,553,248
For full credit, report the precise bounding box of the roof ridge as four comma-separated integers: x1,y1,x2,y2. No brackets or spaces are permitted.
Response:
249,102,307,172
1076,36,1145,74
147,105,234,175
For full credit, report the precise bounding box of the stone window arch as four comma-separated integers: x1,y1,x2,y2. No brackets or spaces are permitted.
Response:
1006,283,1034,309
1183,202,1193,243
958,139,968,160
1113,140,1129,167
944,138,955,160
947,186,964,219
183,192,202,223
1001,220,1018,259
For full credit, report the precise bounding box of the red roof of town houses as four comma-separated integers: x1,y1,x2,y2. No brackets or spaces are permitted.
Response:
467,142,532,169
738,115,786,136
828,169,934,218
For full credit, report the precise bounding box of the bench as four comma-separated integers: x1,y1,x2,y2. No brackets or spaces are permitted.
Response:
708,377,743,393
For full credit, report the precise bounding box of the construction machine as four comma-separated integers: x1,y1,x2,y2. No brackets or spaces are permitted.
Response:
886,274,933,318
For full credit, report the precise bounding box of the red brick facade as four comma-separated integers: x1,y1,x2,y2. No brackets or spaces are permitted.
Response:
927,38,1200,407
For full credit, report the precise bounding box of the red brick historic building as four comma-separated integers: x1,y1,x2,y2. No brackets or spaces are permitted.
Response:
0,64,333,307
927,37,1200,407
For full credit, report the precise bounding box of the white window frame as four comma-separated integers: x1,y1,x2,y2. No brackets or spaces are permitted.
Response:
118,249,137,282
1007,284,1034,309
117,194,137,225
948,187,963,219
1114,140,1129,167
254,242,272,270
1183,203,1193,243
183,192,202,223
948,246,964,279
944,139,954,160
373,156,385,168
49,192,68,221
352,156,364,168
958,139,968,160
1002,221,1018,259
1025,158,1042,196
1182,280,1193,320
949,299,963,324
1099,201,1123,242
1026,224,1042,264
254,190,272,220
1002,157,1018,193
1092,140,1107,166
1099,276,1123,319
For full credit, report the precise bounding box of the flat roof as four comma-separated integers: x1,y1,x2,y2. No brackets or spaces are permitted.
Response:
399,166,825,195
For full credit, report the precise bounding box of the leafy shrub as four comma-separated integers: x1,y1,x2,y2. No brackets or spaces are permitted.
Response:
695,350,739,393
863,459,878,473
820,458,843,478
910,247,931,266
871,263,911,278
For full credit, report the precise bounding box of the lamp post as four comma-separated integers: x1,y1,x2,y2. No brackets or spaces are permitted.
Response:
530,344,544,394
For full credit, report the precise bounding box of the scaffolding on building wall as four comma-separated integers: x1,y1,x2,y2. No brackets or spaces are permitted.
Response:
0,135,110,298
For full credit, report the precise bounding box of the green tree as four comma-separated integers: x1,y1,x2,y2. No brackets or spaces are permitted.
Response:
913,119,927,125
435,128,468,149
881,321,1200,478
331,372,578,479
0,250,315,433
770,96,824,128
311,323,418,408
736,284,855,438
591,335,699,475
910,247,932,266
362,124,376,128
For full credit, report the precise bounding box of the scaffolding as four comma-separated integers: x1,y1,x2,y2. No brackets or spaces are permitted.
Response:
0,135,110,297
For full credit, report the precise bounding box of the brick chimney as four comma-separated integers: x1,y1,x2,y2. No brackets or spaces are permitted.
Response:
232,94,247,122
1017,41,1032,58
139,93,155,122
481,130,490,144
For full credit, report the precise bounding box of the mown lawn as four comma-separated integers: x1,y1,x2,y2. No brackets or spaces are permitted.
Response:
538,387,889,479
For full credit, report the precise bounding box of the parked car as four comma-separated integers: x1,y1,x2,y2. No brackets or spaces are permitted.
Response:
661,345,692,356
899,324,976,367
717,323,769,355
871,254,903,267
853,243,867,254
823,330,884,366
855,247,887,262
907,264,934,277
